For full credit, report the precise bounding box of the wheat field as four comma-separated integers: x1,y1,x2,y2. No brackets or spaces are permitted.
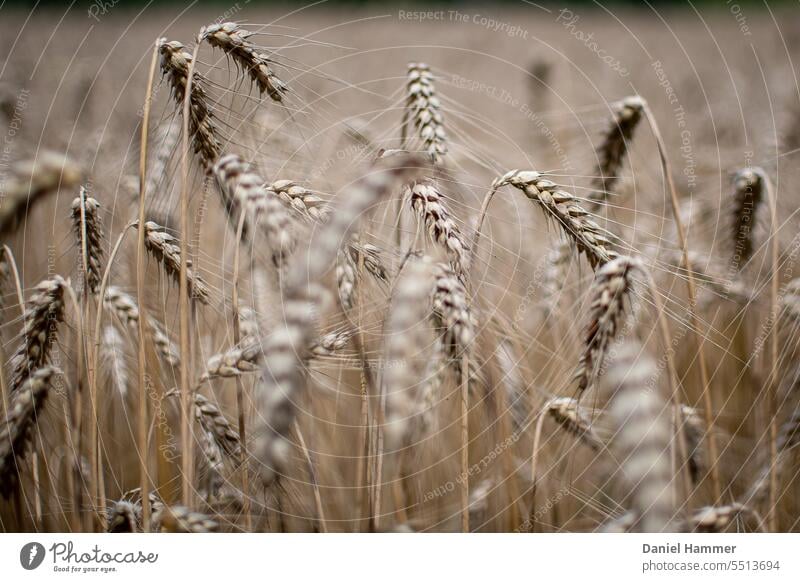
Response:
1,2,800,533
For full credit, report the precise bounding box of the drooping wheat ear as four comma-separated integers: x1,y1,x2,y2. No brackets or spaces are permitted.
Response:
545,396,603,451
10,276,66,394
729,167,764,269
404,63,447,164
103,286,140,328
103,286,180,367
213,154,296,269
588,96,645,207
684,503,760,532
744,408,800,505
384,259,434,450
154,505,219,532
607,342,674,532
194,393,241,459
574,255,641,393
157,39,221,173
496,341,527,434
70,188,105,294
267,180,331,223
490,170,617,268
406,180,470,279
540,241,573,317
431,262,475,365
101,325,129,398
139,220,210,304
0,152,81,236
254,157,419,486
201,22,287,102
0,366,59,498
680,404,706,485
147,319,181,368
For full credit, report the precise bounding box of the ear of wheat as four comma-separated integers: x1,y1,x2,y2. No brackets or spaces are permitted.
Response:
574,255,641,393
71,188,105,294
214,153,296,269
684,502,758,532
404,63,447,164
194,393,241,460
202,22,287,102
384,259,434,450
267,180,330,223
0,366,59,498
606,341,674,532
253,157,419,486
406,180,470,279
588,96,645,206
0,153,81,236
431,262,475,364
10,276,66,394
106,500,140,532
158,39,221,173
139,220,210,304
493,170,617,268
730,167,764,269
545,396,603,451
154,505,219,532
744,408,800,505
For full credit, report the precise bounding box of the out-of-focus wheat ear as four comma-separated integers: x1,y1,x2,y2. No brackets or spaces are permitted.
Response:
336,247,357,311
106,500,140,532
214,153,296,270
598,511,637,532
147,319,181,368
101,325,129,398
153,505,219,532
588,96,644,208
743,408,800,506
413,340,445,439
157,39,220,173
267,180,331,223
103,285,140,327
538,241,573,319
202,343,260,381
545,396,603,451
0,366,59,498
729,167,764,270
680,404,706,485
607,341,674,532
309,329,354,357
201,22,288,102
137,220,210,304
70,187,105,294
253,156,421,486
406,180,470,279
468,477,495,530
9,277,67,394
0,152,82,236
403,63,447,164
574,255,641,394
0,247,11,312
683,503,761,532
480,171,617,269
383,259,434,451
496,340,527,434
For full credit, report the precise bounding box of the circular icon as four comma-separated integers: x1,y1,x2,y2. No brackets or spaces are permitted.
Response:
19,542,46,570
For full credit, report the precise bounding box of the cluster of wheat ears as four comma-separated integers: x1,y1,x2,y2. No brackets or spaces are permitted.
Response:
0,20,798,533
